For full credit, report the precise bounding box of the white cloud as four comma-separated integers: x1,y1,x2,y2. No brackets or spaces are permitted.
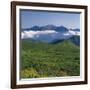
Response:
69,30,80,35
21,30,57,39
21,30,80,43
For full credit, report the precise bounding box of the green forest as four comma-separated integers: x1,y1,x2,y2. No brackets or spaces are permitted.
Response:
20,39,80,78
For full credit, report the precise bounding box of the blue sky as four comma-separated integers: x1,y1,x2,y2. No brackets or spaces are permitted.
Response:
20,10,80,29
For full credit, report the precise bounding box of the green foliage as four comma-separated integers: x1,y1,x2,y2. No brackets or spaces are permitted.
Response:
21,68,39,78
20,39,80,78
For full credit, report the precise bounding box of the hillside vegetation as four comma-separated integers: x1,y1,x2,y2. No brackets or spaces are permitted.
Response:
20,39,80,78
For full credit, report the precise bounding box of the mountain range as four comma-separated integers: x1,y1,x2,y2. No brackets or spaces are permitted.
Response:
21,25,80,46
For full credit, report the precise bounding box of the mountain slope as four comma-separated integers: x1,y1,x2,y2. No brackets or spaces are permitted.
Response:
68,35,80,46
21,39,80,78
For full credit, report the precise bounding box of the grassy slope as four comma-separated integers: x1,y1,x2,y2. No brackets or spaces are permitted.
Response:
20,39,80,78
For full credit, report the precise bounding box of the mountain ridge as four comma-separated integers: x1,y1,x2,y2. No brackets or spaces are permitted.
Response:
22,25,80,32
21,25,80,46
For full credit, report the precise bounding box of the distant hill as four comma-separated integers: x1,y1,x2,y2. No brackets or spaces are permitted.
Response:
21,25,80,46
30,26,40,31
22,25,80,32
68,35,80,46
70,28,80,32
40,25,57,30
55,26,68,32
